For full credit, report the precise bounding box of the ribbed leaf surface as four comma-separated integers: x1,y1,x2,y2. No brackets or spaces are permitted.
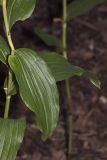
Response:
0,36,10,64
41,53,101,88
9,48,59,139
41,52,83,81
0,118,26,160
7,0,36,28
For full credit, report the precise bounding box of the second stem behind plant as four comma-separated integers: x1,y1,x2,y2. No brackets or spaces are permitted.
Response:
62,0,73,155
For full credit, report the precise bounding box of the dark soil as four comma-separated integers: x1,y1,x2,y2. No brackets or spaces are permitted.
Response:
0,0,107,160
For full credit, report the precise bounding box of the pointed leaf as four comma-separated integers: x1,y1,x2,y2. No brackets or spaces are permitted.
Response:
9,48,59,139
7,0,36,29
67,0,105,20
82,70,101,89
0,118,26,160
0,36,10,64
34,27,62,48
41,53,101,88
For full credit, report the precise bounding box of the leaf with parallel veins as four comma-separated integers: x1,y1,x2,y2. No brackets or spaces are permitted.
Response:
41,52,101,89
7,0,36,29
8,48,59,139
0,118,26,160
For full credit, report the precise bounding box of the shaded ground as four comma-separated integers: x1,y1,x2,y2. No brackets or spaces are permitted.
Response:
0,0,107,160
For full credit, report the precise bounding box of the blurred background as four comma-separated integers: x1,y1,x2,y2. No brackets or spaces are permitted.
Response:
0,0,107,160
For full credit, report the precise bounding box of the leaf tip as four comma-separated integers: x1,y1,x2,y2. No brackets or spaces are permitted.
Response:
90,78,101,89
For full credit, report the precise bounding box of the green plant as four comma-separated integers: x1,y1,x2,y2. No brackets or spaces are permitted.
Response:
0,0,103,159
35,0,104,156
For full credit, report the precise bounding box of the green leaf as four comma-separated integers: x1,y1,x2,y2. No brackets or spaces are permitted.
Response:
41,52,83,80
4,72,17,96
8,48,59,139
0,118,26,160
7,0,36,29
82,70,101,89
41,53,101,89
34,27,62,48
0,0,2,6
0,36,10,64
0,36,18,95
67,0,105,20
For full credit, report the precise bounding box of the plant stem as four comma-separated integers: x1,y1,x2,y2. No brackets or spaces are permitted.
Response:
2,0,14,118
62,0,67,59
4,96,11,119
67,114,73,155
62,0,73,155
2,0,15,55
4,71,12,119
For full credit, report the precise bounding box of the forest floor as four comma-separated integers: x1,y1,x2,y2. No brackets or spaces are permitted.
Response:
0,1,107,160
